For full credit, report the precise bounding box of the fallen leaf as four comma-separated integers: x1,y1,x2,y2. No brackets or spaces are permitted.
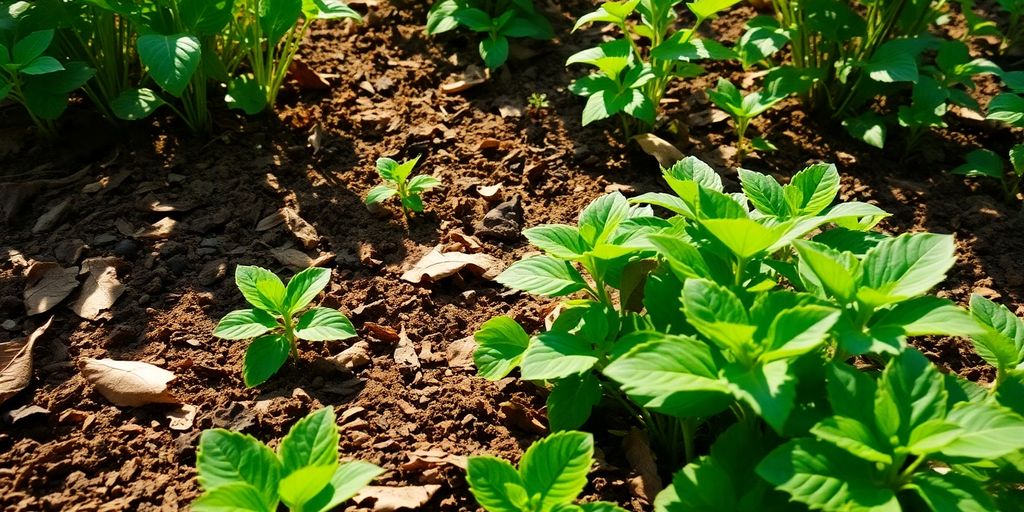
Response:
2,404,49,424
354,485,441,511
270,247,335,270
308,123,324,155
33,198,73,233
440,66,486,95
134,217,178,240
23,261,79,315
282,208,319,249
686,109,730,127
81,358,179,407
498,400,547,434
446,337,476,369
394,327,420,368
289,59,331,90
135,193,190,213
70,257,126,320
624,428,662,503
364,322,400,343
634,133,684,168
476,183,503,201
400,246,503,284
328,341,372,370
256,210,287,231
166,404,198,430
445,230,483,253
402,449,467,471
0,318,52,405
497,103,522,118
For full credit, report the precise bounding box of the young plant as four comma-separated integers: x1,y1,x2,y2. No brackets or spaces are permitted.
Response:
364,156,442,219
224,0,362,114
706,78,789,158
194,407,383,512
426,0,553,70
567,0,740,135
527,91,549,111
0,21,95,137
213,265,356,387
732,16,789,71
466,431,627,512
952,145,1023,203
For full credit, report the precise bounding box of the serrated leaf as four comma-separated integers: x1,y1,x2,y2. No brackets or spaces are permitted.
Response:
858,233,955,306
496,256,588,297
466,456,524,512
520,332,598,381
235,265,287,314
525,225,590,259
520,431,594,510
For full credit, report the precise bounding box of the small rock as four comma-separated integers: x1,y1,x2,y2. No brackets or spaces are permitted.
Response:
54,239,87,265
198,260,228,286
1,319,17,331
475,195,523,241
166,255,189,275
113,239,138,258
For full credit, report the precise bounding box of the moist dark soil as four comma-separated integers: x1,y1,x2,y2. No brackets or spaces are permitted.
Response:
0,1,1021,511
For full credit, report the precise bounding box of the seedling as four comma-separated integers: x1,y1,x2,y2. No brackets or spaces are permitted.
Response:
364,156,442,220
706,78,788,158
194,407,383,512
426,0,553,70
952,145,1023,203
213,265,356,387
527,91,549,113
466,431,627,512
0,26,95,137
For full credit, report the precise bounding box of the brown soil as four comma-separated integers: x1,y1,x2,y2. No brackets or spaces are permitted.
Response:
0,1,1021,511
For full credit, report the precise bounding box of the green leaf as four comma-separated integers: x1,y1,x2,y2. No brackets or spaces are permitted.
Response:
474,317,530,380
942,401,1024,459
909,472,997,512
407,174,441,195
864,39,920,83
20,56,62,75
842,112,887,149
760,306,839,362
604,334,732,418
197,429,281,508
793,240,859,302
137,33,201,97
701,218,783,260
906,419,962,456
243,334,291,387
111,88,166,120
294,307,355,341
480,35,510,69
193,482,273,512
724,361,796,433
682,279,756,355
686,0,742,19
279,464,337,509
968,294,1024,371
738,168,788,217
310,0,362,20
453,7,492,31
784,162,840,216
520,332,598,381
520,431,593,510
578,192,631,246
466,456,524,512
279,407,340,475
757,439,899,511
284,267,331,313
987,92,1024,126
235,266,287,313
214,309,279,340
226,75,267,114
524,225,590,259
651,34,738,61
548,372,602,431
497,256,588,297
260,0,303,45
365,184,397,205
875,350,947,441
811,416,892,464
827,363,878,425
13,30,53,64
180,0,234,35
304,461,383,512
859,233,956,306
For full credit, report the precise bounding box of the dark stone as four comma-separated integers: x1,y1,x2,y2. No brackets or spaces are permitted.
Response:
475,195,523,241
113,239,138,258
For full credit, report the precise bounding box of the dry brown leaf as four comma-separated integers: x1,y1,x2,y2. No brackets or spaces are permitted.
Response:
400,246,503,284
394,327,420,368
289,59,331,90
440,65,486,95
277,207,319,249
634,133,684,168
71,257,126,320
402,449,467,471
476,183,503,201
354,485,441,511
687,109,730,127
364,322,400,343
23,261,79,315
81,358,178,407
166,404,198,430
0,318,52,405
134,217,178,240
624,428,662,503
33,198,72,233
446,231,483,253
328,341,372,370
135,193,189,213
270,247,334,270
446,337,476,369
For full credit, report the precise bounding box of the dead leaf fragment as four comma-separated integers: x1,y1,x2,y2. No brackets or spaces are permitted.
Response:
624,428,662,503
402,449,467,471
23,261,79,315
354,485,441,511
136,193,190,213
256,210,287,231
394,327,420,368
440,66,486,95
289,59,331,90
476,183,503,201
308,123,324,155
0,318,52,405
328,341,372,370
270,247,334,270
364,322,400,343
446,337,476,369
634,133,684,168
135,217,178,240
33,198,72,233
166,404,198,430
400,247,503,284
3,404,49,424
282,208,320,249
71,257,126,320
81,358,178,407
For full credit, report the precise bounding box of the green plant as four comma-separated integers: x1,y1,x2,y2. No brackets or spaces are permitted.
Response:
527,91,548,110
732,15,790,71
426,0,553,70
952,145,1023,203
194,407,383,512
364,156,442,220
213,265,356,387
566,0,740,135
706,78,789,158
224,0,361,114
0,4,95,137
466,431,628,512
958,0,1024,51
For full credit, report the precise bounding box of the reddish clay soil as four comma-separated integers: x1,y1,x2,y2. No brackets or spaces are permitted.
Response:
0,1,1021,511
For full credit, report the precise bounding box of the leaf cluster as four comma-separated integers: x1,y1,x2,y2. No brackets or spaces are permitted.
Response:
364,156,442,219
427,0,553,69
194,407,382,512
213,265,356,387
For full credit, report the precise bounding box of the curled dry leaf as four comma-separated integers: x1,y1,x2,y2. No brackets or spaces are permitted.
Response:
0,318,52,405
400,246,503,284
81,358,178,407
475,183,503,201
166,404,198,430
289,59,331,90
634,133,685,168
258,207,320,249
23,261,79,315
354,485,442,512
393,327,420,368
71,257,126,320
328,341,372,370
402,449,467,471
134,217,178,240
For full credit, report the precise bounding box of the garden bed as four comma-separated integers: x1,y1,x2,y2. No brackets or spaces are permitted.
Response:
0,1,1022,510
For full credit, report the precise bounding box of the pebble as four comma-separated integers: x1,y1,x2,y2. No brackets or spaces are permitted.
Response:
113,239,137,257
